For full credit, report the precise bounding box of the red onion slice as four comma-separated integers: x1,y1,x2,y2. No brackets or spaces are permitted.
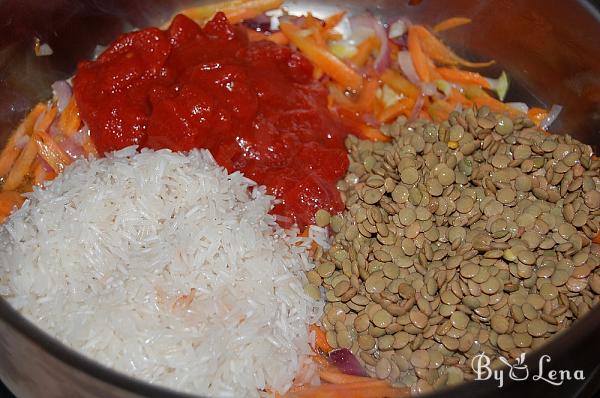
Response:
350,15,390,73
539,104,563,130
507,102,529,114
329,348,367,376
409,93,426,120
51,80,72,113
397,50,420,84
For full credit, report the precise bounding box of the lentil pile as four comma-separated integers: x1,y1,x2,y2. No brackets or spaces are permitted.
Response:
307,107,600,394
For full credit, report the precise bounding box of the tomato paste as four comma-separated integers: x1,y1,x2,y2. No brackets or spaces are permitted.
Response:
74,13,349,228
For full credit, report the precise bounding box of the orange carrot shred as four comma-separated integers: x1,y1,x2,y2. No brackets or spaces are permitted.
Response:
407,26,431,82
324,11,346,31
412,25,495,68
0,103,45,178
528,107,549,126
33,130,73,174
59,98,82,136
381,69,419,98
0,191,25,223
437,67,491,88
350,36,377,68
310,324,333,353
432,17,472,33
178,0,284,25
378,98,415,123
280,22,362,90
593,232,600,244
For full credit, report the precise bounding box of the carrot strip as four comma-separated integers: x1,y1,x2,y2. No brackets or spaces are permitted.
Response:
428,99,454,121
319,369,382,384
378,97,415,123
407,26,431,82
528,107,549,126
310,324,333,353
246,29,289,45
280,22,362,90
287,381,410,398
463,85,520,115
179,0,283,24
3,138,38,191
432,17,472,33
358,125,392,142
0,191,25,223
448,88,474,108
33,130,73,174
59,97,81,136
0,104,45,178
381,69,419,98
593,232,600,244
350,36,377,68
411,25,495,68
437,67,491,88
324,11,346,31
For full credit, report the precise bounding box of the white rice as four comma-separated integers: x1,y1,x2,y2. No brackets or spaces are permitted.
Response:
0,147,323,397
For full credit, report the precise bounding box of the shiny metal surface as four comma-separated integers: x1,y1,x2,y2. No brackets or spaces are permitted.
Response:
1,1,600,397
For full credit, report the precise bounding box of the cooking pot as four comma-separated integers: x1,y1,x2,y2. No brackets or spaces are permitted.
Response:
1,1,599,397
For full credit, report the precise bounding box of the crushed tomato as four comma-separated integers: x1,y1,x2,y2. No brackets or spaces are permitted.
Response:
73,13,349,229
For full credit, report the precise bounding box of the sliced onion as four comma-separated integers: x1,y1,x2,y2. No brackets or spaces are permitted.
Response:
349,15,376,43
350,15,390,73
485,71,509,101
242,13,272,32
420,82,437,96
507,102,529,113
51,80,72,113
372,19,390,73
539,104,563,131
329,348,367,377
398,50,420,84
409,94,425,120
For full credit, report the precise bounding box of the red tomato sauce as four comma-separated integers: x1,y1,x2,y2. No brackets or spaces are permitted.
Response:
73,13,349,229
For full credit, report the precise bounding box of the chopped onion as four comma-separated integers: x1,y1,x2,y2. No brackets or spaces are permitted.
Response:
539,104,563,131
434,79,452,98
51,80,72,113
409,94,425,120
329,349,367,377
329,41,358,59
389,19,408,39
420,82,437,97
381,84,402,107
349,15,377,44
485,71,509,101
507,102,529,113
398,51,420,84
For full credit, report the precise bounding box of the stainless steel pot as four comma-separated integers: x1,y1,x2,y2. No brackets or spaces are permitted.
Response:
1,1,599,397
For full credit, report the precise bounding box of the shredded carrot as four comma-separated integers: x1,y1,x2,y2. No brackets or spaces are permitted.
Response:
350,36,377,68
448,88,474,108
432,17,472,33
59,97,82,136
310,324,333,353
528,107,549,126
407,26,431,82
0,104,45,178
319,369,381,384
287,381,410,398
378,97,415,123
33,130,73,174
246,29,289,45
463,85,520,116
411,25,495,68
0,191,25,223
593,232,600,244
280,22,362,90
178,0,283,25
358,125,392,142
3,138,38,191
428,99,454,121
324,11,346,31
437,67,490,88
381,69,419,98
